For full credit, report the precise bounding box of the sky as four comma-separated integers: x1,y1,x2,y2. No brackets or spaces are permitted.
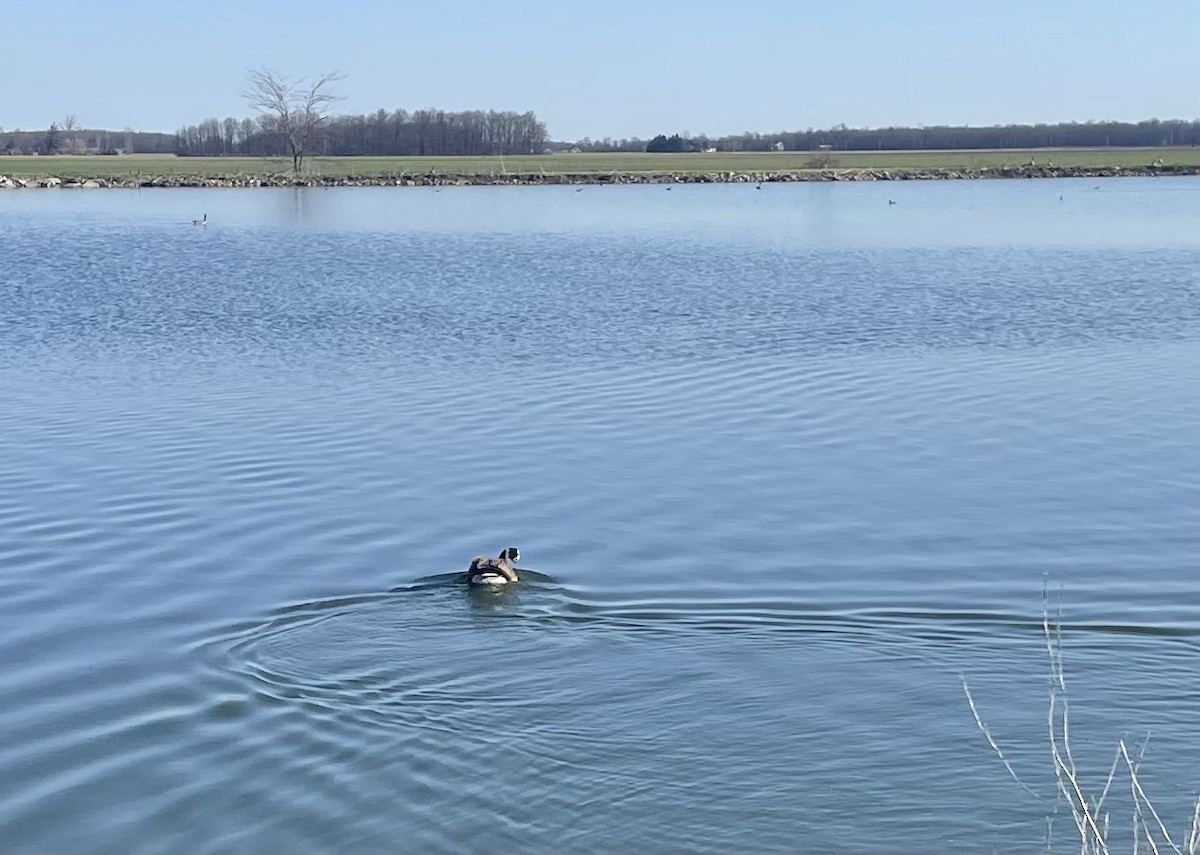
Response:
2,0,1197,141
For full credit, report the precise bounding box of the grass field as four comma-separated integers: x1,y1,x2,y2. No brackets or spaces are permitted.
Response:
1,148,1198,178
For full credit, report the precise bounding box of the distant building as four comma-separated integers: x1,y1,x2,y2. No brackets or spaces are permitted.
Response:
771,141,785,151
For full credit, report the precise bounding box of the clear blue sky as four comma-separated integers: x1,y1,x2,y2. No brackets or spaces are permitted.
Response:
2,0,1196,141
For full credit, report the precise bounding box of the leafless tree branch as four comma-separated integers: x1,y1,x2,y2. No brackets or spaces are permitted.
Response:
242,66,345,173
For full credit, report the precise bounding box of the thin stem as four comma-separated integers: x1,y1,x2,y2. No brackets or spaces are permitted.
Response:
1121,740,1183,855
1185,797,1200,855
961,677,1044,801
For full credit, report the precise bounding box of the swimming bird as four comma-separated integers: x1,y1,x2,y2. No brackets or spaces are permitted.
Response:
888,199,897,205
192,213,207,226
466,547,521,585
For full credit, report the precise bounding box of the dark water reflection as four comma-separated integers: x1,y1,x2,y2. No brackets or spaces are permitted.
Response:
1,180,1198,852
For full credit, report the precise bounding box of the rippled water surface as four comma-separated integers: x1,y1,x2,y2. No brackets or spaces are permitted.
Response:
1,179,1198,852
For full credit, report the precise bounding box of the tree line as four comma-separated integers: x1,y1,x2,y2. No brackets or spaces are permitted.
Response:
175,107,549,159
6,81,1197,164
567,118,1200,153
0,124,175,155
3,68,548,167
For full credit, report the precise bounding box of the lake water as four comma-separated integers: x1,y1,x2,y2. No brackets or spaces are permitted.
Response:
1,178,1198,853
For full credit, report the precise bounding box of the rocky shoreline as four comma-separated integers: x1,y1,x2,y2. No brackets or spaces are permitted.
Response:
2,163,1198,189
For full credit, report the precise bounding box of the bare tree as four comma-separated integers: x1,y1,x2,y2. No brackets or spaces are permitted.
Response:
222,117,238,156
62,115,79,153
243,66,345,173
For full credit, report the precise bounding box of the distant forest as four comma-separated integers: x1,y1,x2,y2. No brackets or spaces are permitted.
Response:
174,109,549,158
570,118,1200,153
2,115,1198,158
0,126,175,156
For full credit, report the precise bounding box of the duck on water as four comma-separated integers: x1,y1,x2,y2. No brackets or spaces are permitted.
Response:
466,547,521,586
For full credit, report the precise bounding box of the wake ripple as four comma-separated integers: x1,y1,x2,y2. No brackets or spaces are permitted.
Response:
201,581,1200,729
183,580,1200,849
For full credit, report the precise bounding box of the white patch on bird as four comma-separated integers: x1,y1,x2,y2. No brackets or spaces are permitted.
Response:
472,574,508,585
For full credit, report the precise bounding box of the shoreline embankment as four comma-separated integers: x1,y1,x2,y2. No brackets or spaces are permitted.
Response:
2,164,1198,189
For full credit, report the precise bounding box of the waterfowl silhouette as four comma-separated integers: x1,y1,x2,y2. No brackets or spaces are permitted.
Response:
466,547,521,585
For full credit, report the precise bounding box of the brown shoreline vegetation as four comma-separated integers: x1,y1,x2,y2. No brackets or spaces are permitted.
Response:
2,163,1199,189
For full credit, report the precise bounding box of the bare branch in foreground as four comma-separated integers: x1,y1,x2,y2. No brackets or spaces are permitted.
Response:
965,583,1198,855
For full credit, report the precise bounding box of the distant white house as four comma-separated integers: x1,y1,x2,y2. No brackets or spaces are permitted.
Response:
704,147,717,153
771,141,785,151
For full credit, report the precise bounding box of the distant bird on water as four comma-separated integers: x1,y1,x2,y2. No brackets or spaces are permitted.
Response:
888,199,897,206
192,213,207,226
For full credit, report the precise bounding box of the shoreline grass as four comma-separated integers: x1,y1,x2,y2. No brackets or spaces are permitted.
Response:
1,147,1199,179
963,587,1200,855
